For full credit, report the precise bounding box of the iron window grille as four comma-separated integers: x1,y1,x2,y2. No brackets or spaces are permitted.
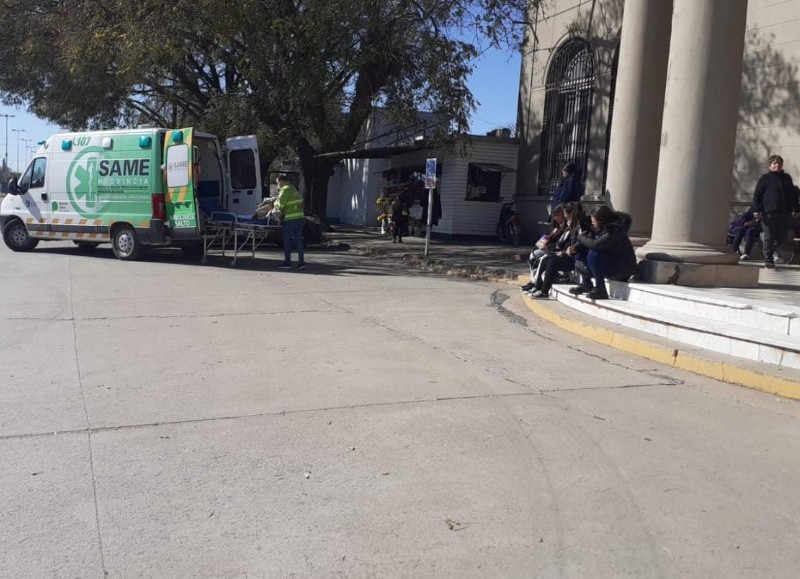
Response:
538,37,595,198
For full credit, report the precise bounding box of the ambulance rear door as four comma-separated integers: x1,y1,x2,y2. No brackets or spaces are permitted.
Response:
226,136,261,216
163,127,200,238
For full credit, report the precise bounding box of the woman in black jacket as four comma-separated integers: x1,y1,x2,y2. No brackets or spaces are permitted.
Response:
567,205,637,300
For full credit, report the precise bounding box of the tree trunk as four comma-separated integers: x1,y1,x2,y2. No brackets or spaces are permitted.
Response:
297,141,336,220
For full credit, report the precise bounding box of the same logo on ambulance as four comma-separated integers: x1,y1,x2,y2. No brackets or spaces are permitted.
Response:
66,147,105,219
66,146,153,219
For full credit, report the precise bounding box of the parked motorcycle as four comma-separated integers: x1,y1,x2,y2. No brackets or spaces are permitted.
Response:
496,201,522,246
271,209,327,247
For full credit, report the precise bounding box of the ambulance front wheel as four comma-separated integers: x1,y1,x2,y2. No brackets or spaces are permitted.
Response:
3,219,39,252
111,225,142,260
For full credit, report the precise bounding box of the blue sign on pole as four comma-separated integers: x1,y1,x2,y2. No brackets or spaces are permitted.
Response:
424,158,437,257
425,158,437,189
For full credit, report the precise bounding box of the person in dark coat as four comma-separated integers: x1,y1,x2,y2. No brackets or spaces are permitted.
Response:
551,162,584,208
751,155,800,268
390,194,408,243
567,205,637,300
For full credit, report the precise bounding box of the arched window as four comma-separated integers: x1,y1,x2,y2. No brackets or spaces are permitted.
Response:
538,37,594,197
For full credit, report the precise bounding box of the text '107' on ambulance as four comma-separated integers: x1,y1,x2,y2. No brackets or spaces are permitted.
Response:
0,127,261,260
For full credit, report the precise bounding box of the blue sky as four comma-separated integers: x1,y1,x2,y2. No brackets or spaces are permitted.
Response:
0,107,62,173
0,46,520,170
467,46,522,135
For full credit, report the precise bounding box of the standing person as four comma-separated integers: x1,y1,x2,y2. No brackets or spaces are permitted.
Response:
390,193,408,243
551,162,584,209
376,189,392,235
567,205,637,300
752,155,800,268
274,174,306,270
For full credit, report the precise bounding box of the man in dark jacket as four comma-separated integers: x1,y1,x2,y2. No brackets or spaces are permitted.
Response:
551,162,584,208
567,205,637,300
752,155,800,268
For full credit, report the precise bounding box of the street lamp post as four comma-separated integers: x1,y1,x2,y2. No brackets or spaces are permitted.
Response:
20,138,33,167
11,128,25,173
0,113,14,171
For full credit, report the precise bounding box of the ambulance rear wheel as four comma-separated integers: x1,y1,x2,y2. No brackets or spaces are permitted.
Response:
112,226,142,260
3,220,39,252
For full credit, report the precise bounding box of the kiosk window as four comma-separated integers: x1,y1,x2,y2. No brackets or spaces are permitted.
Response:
466,163,502,202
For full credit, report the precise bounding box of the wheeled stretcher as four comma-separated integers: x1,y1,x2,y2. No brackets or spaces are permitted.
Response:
201,203,280,264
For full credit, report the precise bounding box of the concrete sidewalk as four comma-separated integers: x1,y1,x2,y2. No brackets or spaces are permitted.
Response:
326,226,531,283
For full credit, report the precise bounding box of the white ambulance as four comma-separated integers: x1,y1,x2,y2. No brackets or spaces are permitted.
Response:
1,127,262,259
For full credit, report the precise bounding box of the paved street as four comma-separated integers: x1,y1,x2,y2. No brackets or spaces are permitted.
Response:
2,241,800,578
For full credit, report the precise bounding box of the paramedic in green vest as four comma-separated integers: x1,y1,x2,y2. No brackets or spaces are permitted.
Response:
274,174,306,269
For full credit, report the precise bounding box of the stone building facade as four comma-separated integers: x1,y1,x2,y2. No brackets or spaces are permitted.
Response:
516,0,800,272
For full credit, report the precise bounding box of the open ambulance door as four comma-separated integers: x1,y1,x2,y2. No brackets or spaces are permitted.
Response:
226,135,261,216
163,128,200,236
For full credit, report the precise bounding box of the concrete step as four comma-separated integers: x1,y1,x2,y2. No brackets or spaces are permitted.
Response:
550,284,800,370
611,282,800,338
750,261,800,287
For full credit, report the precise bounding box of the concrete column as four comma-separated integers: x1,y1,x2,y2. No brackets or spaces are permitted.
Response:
605,0,672,238
638,0,749,264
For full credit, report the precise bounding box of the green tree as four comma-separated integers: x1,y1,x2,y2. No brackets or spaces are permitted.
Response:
0,0,530,216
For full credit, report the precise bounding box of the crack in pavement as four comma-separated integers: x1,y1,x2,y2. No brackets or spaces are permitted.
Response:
0,391,546,442
540,382,680,393
490,290,531,329
0,309,330,322
68,258,108,578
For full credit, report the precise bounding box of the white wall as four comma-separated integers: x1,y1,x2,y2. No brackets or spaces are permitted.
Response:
442,139,518,237
389,136,518,237
330,157,389,225
326,108,438,226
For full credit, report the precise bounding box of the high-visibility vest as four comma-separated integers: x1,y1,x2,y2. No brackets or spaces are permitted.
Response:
275,183,304,221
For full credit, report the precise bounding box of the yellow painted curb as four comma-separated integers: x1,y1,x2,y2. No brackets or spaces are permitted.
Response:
522,294,800,400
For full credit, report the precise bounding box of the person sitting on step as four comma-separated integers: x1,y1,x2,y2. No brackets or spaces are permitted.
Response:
526,202,587,298
566,205,637,300
520,204,567,293
728,208,761,260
